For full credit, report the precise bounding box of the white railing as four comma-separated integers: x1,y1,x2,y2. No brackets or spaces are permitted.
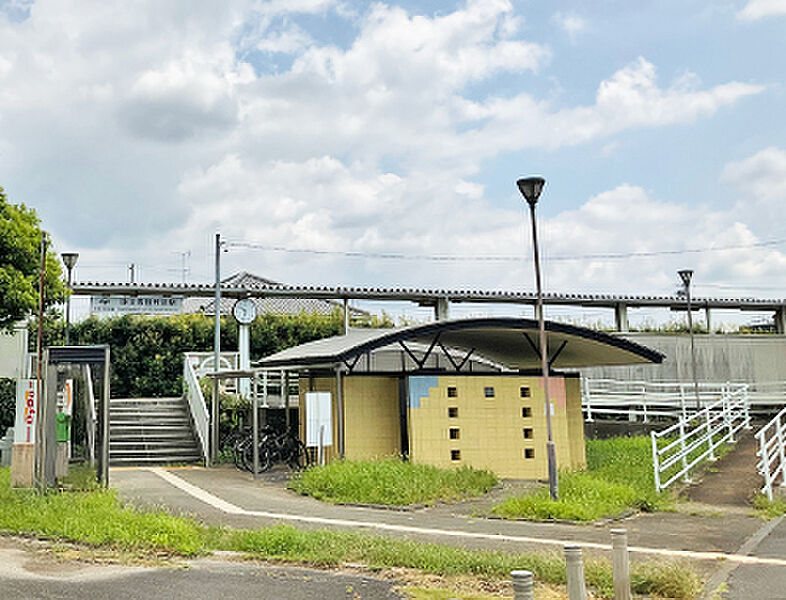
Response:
583,379,748,422
756,407,786,501
651,386,751,492
84,364,97,465
183,355,210,462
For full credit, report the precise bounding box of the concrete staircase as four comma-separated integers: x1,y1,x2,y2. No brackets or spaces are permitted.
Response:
109,397,203,466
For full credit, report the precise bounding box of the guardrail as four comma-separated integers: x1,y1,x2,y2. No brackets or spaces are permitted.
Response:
756,406,786,501
651,386,750,492
583,379,747,422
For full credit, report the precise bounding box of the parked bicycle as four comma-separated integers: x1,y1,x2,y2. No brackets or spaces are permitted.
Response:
227,426,309,473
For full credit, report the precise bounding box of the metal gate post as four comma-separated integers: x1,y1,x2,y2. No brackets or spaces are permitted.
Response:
760,433,773,501
651,432,661,493
679,420,689,482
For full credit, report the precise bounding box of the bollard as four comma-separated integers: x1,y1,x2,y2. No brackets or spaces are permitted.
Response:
610,529,631,600
511,569,534,600
564,545,588,600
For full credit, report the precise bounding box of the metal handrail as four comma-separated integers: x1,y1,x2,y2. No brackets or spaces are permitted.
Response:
584,379,753,422
651,386,750,492
755,406,786,500
183,356,210,462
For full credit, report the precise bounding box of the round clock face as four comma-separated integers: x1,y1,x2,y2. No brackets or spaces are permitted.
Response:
232,298,257,324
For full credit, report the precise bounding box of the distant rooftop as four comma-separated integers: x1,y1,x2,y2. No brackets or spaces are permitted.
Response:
182,272,369,318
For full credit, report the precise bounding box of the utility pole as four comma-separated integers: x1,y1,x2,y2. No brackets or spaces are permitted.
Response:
211,233,221,465
35,232,47,490
128,264,135,283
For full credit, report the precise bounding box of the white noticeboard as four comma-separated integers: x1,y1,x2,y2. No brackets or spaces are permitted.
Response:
14,379,37,444
305,392,332,448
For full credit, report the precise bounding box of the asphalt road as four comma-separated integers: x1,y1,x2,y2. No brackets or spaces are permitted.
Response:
0,539,403,600
725,516,786,599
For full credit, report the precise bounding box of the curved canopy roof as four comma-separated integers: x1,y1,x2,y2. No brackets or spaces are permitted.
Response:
255,317,664,371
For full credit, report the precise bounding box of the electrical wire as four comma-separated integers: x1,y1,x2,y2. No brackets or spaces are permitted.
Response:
224,237,786,263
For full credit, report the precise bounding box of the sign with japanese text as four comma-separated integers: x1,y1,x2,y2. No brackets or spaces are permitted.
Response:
90,295,183,316
14,379,37,444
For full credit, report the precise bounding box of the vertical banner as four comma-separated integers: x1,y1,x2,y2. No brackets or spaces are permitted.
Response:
14,379,37,444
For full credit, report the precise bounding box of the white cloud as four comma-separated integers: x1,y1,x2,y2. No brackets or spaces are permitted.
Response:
552,11,586,41
0,0,773,304
737,0,786,20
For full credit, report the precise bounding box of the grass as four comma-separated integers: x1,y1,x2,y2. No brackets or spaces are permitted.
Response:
0,467,701,599
752,494,786,518
287,458,498,506
492,436,675,522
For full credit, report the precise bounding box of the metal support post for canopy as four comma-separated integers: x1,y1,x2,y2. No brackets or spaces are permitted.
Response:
252,373,259,478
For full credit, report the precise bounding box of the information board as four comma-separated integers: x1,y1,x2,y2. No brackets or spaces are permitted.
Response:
305,392,332,448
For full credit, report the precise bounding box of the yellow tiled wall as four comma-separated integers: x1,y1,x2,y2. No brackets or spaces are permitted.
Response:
408,375,585,479
343,377,401,460
298,373,586,479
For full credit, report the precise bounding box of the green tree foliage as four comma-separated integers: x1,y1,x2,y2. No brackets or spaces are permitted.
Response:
31,312,347,398
0,187,65,330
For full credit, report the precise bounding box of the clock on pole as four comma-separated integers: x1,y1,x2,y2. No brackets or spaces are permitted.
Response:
233,298,256,399
232,298,257,324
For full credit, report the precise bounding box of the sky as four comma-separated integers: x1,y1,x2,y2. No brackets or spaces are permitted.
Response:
1,0,785,326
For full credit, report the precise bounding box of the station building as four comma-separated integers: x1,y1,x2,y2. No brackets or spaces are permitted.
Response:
256,317,663,479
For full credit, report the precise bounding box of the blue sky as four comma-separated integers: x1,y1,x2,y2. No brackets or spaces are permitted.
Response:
1,0,785,325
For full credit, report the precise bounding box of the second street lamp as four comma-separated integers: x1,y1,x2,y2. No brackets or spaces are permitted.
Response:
61,252,79,345
517,176,559,502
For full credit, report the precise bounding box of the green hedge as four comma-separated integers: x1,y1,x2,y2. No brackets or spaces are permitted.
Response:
30,311,353,398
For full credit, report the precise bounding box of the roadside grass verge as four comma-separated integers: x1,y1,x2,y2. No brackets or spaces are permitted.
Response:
0,467,700,599
492,436,675,522
287,458,498,506
0,468,214,555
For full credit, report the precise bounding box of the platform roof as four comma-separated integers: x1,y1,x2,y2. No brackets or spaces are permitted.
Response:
254,317,664,372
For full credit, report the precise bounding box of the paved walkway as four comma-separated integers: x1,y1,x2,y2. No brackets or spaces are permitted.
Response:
111,465,767,563
0,536,401,600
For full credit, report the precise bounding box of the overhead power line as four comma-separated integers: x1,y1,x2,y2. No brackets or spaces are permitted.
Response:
224,237,786,263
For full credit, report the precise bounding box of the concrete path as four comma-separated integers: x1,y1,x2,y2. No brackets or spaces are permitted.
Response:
724,516,786,599
111,465,766,561
0,536,402,600
686,432,762,507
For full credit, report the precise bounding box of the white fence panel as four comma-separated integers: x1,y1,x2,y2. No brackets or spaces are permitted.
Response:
650,387,750,492
756,407,786,501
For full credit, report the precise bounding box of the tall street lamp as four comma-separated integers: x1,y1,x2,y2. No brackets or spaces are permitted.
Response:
517,176,558,502
678,269,700,410
61,252,79,345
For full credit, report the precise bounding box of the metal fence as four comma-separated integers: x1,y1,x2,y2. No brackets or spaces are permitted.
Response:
756,406,786,501
650,387,750,492
582,379,748,422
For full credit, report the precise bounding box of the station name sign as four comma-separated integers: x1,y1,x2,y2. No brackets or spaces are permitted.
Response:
90,295,183,316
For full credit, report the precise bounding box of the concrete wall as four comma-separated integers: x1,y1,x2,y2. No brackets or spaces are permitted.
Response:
580,333,786,383
0,324,28,379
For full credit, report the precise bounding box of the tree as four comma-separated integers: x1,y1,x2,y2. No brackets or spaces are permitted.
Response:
0,186,65,330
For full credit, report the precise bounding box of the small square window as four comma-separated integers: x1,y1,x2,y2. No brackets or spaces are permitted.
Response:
448,407,459,418
447,387,458,398
449,428,460,440
484,386,495,398
524,448,535,459
521,407,532,418
451,449,461,461
523,428,533,439
520,386,531,398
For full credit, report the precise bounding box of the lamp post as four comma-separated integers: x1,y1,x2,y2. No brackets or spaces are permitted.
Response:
678,269,700,410
61,252,79,345
517,176,558,502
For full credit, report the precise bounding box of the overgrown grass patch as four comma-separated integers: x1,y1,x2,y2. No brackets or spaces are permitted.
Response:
492,436,675,522
287,458,497,506
0,468,213,555
752,494,786,518
224,524,701,599
0,468,700,599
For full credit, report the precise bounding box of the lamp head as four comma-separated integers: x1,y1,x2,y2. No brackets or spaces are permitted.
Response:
61,252,79,270
516,177,546,206
678,269,693,288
